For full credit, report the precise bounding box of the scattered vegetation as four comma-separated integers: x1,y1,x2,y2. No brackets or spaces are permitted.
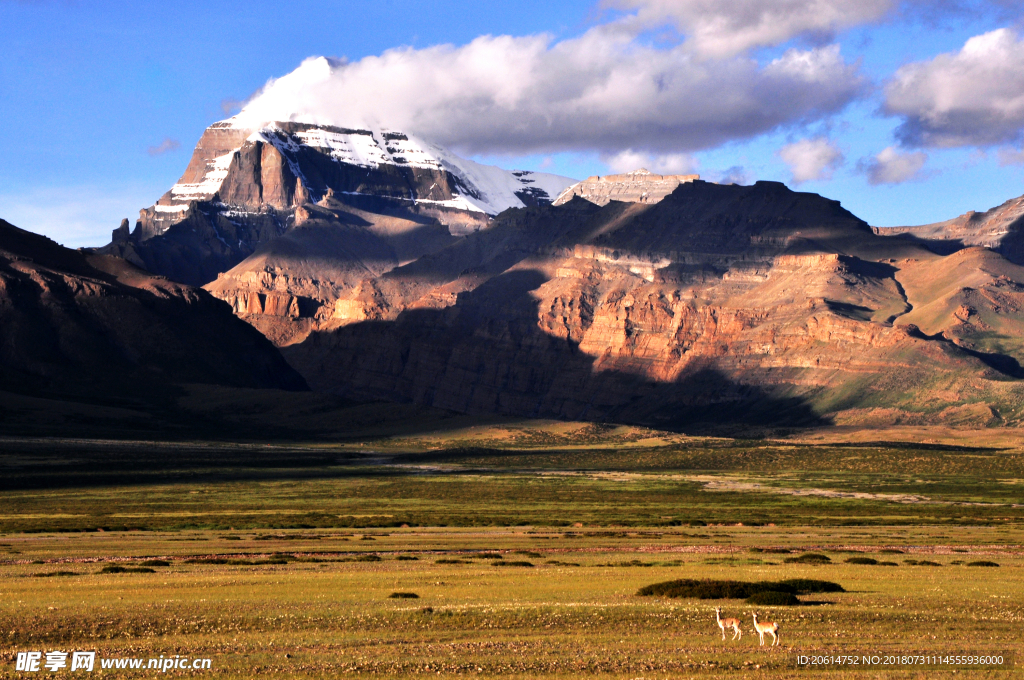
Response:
845,557,879,565
967,560,1000,567
98,565,156,574
388,592,419,599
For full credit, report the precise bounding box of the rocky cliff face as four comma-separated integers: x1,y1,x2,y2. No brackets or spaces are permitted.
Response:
283,181,1024,429
0,218,306,399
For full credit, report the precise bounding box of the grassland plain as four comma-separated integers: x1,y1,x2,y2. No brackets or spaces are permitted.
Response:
1,424,1023,678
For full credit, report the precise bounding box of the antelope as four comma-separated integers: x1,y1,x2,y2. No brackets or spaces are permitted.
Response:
714,606,741,641
751,611,780,647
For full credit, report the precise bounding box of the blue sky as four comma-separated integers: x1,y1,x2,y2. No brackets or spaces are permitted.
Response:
2,0,1022,246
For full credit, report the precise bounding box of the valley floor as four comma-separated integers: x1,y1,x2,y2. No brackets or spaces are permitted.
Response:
1,429,1022,678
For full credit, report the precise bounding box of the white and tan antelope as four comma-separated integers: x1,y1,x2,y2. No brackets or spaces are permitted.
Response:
714,607,742,641
751,612,780,647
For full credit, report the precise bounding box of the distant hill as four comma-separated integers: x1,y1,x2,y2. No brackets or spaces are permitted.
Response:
873,193,1024,263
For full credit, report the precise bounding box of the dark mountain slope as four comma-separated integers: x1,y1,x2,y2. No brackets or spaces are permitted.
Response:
0,219,306,400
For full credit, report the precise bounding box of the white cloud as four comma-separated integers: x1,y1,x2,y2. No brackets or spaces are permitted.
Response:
779,137,844,183
146,138,180,156
603,0,894,58
604,149,696,174
715,166,752,185
232,31,864,157
998,147,1024,165
885,28,1024,148
859,146,928,185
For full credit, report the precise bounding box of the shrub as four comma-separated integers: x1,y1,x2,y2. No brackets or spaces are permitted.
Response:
879,549,905,554
396,555,419,561
904,560,941,566
435,559,470,564
493,561,534,567
473,553,503,559
776,579,845,594
878,561,899,566
515,551,542,558
750,548,793,554
784,553,831,564
638,578,843,599
746,591,800,606
139,560,170,567
845,557,878,565
31,571,79,578
353,554,382,562
99,566,155,574
388,592,419,599
967,561,999,567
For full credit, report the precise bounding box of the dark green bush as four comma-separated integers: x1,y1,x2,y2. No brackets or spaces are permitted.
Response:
139,560,170,567
99,565,155,574
388,592,419,599
967,561,999,567
783,553,831,564
746,591,800,606
435,559,470,564
904,559,941,566
776,579,845,594
638,578,843,599
396,555,419,561
31,571,79,577
845,557,878,565
493,560,534,567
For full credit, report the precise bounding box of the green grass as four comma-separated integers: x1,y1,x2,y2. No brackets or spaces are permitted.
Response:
0,526,1019,679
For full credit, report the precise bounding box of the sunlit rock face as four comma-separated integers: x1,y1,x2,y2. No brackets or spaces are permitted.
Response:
284,180,1024,430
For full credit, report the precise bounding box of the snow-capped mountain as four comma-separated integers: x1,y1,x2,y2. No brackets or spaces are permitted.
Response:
101,117,575,287
139,118,574,241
